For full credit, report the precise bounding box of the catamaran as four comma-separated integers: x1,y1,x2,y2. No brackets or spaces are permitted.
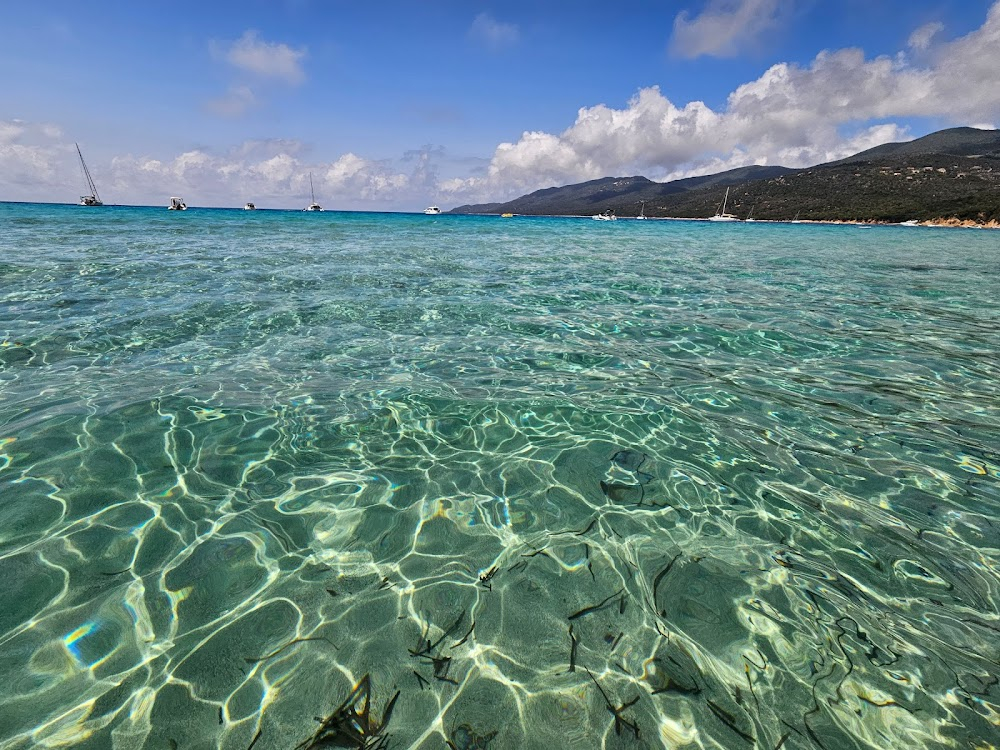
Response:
75,143,103,206
708,187,738,222
304,173,323,211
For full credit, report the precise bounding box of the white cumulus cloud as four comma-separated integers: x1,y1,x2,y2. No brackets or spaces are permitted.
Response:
671,0,792,59
219,30,307,85
98,142,441,210
0,120,72,194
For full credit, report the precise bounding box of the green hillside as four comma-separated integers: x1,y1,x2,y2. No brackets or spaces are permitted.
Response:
830,127,1000,164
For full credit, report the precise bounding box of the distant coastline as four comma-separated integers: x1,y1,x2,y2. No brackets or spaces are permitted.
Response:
450,127,1000,226
780,217,1000,229
3,201,997,228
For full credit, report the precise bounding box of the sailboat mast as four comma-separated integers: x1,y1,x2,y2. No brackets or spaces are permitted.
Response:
310,173,316,203
76,143,101,203
721,187,729,215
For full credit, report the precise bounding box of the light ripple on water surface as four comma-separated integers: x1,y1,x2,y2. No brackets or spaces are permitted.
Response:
0,203,998,749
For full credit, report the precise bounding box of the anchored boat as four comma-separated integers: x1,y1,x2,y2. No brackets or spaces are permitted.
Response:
76,143,103,206
304,173,323,211
708,187,738,222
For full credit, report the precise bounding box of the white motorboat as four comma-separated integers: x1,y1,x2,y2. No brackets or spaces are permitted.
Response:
76,143,103,206
168,197,187,210
708,187,738,222
636,201,647,220
592,209,617,221
423,206,441,215
304,173,323,211
899,219,919,226
244,202,256,211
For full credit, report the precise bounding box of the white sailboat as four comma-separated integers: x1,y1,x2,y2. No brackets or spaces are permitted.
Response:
304,173,323,211
745,203,756,222
636,200,647,220
75,143,103,206
708,187,738,222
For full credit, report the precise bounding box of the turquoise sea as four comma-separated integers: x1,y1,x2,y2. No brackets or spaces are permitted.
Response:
1,202,998,749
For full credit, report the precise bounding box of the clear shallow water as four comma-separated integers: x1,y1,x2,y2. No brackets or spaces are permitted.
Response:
1,202,998,749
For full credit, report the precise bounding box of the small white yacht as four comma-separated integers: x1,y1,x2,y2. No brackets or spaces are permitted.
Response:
76,143,103,206
899,219,919,226
708,187,738,222
423,206,442,215
635,201,647,220
304,173,323,211
244,202,256,211
168,197,187,210
592,209,617,221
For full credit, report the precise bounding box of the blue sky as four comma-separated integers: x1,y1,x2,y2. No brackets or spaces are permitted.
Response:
2,0,998,209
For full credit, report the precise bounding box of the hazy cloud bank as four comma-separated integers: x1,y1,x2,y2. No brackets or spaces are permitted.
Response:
670,0,794,59
469,13,520,51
